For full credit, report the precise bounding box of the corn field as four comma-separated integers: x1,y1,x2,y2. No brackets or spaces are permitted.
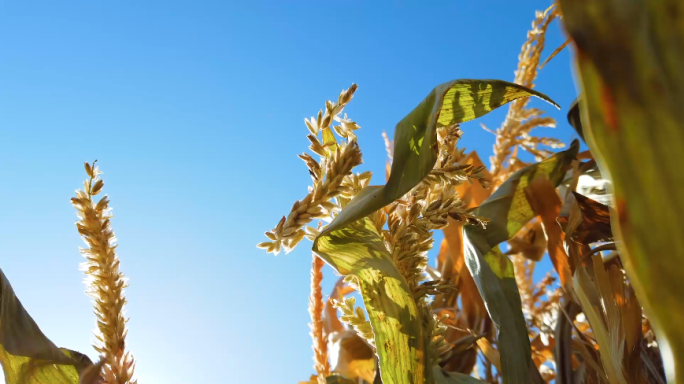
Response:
1,1,683,384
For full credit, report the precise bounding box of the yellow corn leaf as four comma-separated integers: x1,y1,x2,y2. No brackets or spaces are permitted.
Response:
313,218,424,384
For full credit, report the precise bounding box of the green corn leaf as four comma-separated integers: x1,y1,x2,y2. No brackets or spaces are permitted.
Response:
319,79,559,238
0,268,93,384
313,218,424,384
560,0,684,381
462,141,579,384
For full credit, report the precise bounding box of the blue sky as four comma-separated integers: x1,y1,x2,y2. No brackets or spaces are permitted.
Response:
0,1,580,383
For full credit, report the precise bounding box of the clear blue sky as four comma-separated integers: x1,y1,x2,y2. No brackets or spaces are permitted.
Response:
0,1,579,383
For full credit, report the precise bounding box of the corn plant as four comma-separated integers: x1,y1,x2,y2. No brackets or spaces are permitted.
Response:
259,2,681,384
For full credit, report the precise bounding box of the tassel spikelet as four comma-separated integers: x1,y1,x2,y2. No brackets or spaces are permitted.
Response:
489,5,565,188
309,254,330,384
72,161,137,384
258,84,363,255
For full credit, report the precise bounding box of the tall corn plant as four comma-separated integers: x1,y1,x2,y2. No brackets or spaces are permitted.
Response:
258,79,565,384
261,3,678,384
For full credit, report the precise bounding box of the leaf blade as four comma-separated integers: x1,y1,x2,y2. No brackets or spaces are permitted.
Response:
313,218,424,384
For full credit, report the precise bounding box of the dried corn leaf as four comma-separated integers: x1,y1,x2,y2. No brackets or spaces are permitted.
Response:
524,176,573,289
436,239,451,278
328,329,375,383
505,221,547,262
476,337,502,372
455,151,492,210
530,334,555,368
557,192,612,245
574,257,628,384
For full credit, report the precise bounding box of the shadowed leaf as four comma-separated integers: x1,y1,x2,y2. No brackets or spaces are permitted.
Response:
554,301,581,384
0,268,93,384
313,218,424,384
567,98,585,143
320,80,559,238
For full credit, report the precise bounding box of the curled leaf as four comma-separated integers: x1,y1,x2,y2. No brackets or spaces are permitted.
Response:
320,80,560,237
